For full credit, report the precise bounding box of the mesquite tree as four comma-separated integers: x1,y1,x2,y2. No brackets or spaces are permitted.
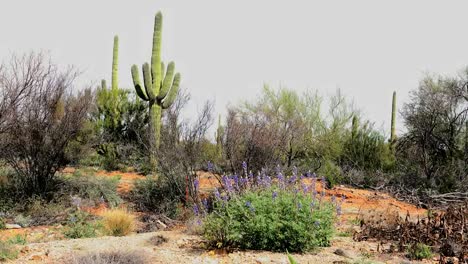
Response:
131,11,181,168
0,52,92,196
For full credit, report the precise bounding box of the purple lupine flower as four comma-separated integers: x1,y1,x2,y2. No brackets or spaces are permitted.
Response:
245,201,255,212
289,175,297,185
306,171,311,178
193,204,199,216
202,199,209,211
194,179,199,192
275,164,282,175
272,191,278,199
331,195,336,204
207,161,214,172
301,183,308,193
310,201,316,209
341,194,346,202
196,218,202,226
222,175,233,193
214,188,221,200
336,204,342,216
242,161,247,171
297,202,302,210
320,176,326,198
232,175,239,190
314,220,320,227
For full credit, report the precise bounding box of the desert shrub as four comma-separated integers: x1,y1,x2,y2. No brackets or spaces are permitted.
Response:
202,181,336,252
13,214,32,228
61,172,122,207
68,250,148,264
20,198,71,226
407,243,433,260
318,160,342,187
0,52,93,197
130,176,182,218
101,208,135,236
63,211,101,239
0,218,4,230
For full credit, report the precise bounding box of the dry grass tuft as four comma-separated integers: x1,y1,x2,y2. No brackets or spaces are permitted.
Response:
68,250,148,264
101,208,135,236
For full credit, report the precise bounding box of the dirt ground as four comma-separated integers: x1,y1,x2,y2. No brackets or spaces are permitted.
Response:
2,169,436,263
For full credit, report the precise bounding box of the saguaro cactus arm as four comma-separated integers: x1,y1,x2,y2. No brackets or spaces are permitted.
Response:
162,72,181,109
158,61,175,101
101,79,107,90
142,63,155,100
131,65,149,101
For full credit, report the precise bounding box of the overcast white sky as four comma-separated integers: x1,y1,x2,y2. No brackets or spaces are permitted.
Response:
2,0,468,137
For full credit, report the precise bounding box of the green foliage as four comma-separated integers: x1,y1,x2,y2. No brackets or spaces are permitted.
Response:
0,218,4,230
63,211,101,239
318,160,342,187
341,120,395,172
6,235,26,245
202,187,335,252
407,243,433,260
131,11,181,169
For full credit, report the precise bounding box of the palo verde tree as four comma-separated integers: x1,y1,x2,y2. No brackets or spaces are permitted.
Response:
131,11,181,169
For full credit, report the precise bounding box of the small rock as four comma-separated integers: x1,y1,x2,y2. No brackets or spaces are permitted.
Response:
334,248,355,259
5,224,22,229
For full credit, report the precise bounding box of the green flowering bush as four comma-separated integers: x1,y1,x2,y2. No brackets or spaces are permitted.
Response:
201,168,337,252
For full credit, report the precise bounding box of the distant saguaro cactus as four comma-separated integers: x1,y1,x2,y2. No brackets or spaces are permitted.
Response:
215,115,224,159
99,35,123,131
390,91,397,149
351,115,358,139
131,11,181,168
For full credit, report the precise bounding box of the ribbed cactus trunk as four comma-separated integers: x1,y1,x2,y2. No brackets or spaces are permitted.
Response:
215,114,224,159
131,11,181,170
390,91,397,150
101,35,121,130
351,115,358,139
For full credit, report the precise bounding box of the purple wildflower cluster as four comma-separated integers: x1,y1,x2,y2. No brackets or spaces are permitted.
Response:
193,162,346,219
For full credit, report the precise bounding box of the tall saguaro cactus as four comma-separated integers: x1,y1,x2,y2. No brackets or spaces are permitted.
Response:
100,35,121,130
131,11,181,168
390,91,397,149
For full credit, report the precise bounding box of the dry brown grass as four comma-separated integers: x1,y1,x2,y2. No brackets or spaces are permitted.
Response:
101,208,135,236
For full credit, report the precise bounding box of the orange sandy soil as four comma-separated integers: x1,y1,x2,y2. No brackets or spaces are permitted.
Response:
0,169,426,244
